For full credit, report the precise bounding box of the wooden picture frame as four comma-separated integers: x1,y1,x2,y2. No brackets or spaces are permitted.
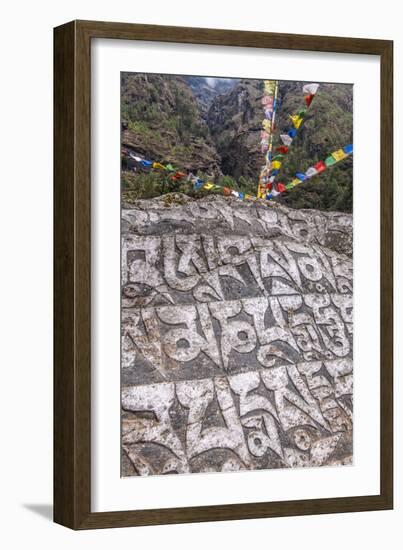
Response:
54,19,393,529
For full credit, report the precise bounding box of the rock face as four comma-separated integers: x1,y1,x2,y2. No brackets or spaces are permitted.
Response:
184,76,239,118
207,79,264,180
121,73,222,175
121,195,353,477
207,79,353,211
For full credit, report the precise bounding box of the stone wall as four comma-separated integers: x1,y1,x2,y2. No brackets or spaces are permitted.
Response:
121,195,353,476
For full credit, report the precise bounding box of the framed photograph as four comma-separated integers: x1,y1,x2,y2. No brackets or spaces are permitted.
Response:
54,20,393,529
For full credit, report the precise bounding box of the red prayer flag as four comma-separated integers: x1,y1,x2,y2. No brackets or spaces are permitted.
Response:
170,171,187,181
276,146,289,154
277,183,286,193
305,93,314,107
223,187,232,196
314,160,326,173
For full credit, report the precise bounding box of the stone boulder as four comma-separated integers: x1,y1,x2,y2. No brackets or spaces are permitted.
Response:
121,195,353,476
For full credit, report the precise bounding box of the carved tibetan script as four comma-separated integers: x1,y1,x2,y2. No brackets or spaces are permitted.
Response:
121,197,353,477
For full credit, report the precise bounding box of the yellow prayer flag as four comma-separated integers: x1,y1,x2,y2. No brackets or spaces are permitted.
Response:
152,162,166,170
262,119,272,132
289,115,303,129
331,149,347,162
264,81,276,94
290,178,302,186
271,160,282,170
203,182,214,190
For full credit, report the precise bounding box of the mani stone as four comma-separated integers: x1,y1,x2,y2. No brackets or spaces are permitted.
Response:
121,194,353,477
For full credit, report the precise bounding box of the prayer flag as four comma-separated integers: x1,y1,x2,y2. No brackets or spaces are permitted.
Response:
325,155,337,167
343,144,353,154
262,120,272,132
303,83,320,95
277,183,286,193
332,149,347,162
264,81,276,94
280,134,293,146
314,160,326,173
305,167,318,178
296,172,306,181
262,95,274,107
304,94,314,107
289,115,303,129
276,146,289,154
271,160,282,170
130,154,143,162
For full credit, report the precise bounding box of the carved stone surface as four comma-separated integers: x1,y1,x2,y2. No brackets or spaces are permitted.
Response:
121,195,353,476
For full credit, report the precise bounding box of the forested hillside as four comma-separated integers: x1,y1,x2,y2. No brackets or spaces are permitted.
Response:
121,73,353,211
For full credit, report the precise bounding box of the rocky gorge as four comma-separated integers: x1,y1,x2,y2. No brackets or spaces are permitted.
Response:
121,74,353,211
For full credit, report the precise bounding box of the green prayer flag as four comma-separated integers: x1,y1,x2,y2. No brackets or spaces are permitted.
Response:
272,154,284,161
165,163,175,171
325,155,337,167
